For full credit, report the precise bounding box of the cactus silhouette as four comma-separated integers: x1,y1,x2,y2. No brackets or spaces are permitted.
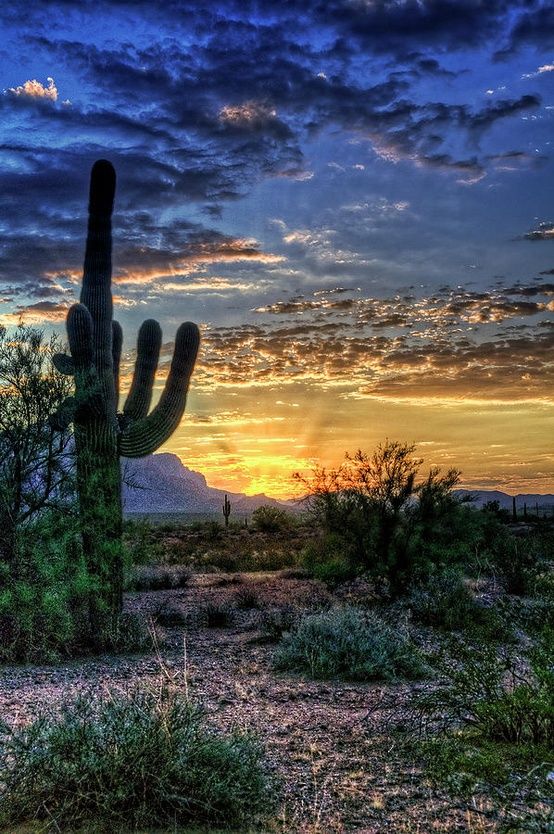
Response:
51,160,200,642
223,493,231,527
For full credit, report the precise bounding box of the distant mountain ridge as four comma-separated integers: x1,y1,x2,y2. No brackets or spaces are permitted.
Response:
122,453,296,515
455,489,554,511
122,453,554,516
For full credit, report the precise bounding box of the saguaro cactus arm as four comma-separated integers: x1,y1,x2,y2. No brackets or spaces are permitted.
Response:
119,320,200,457
123,319,162,421
112,320,123,405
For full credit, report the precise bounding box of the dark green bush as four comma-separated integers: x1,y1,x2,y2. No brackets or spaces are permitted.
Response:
417,639,553,747
408,569,507,639
198,600,234,628
258,606,299,643
300,533,358,586
415,735,552,797
122,517,164,566
0,512,153,662
404,636,554,826
0,512,93,662
0,684,274,831
493,534,548,596
273,606,425,680
251,504,294,533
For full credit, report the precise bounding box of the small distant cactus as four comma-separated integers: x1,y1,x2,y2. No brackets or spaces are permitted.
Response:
223,493,231,527
51,160,200,644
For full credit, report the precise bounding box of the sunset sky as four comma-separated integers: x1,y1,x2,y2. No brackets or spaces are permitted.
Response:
0,1,553,498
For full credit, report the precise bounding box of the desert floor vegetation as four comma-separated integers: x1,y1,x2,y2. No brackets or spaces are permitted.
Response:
1,504,552,833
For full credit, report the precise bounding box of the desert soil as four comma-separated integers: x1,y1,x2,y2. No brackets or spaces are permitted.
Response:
0,573,530,833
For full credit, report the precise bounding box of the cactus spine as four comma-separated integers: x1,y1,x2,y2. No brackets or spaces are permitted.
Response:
223,493,231,527
52,160,200,644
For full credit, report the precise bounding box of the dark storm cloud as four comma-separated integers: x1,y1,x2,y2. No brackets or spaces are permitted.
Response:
0,0,548,295
502,282,554,296
495,4,554,58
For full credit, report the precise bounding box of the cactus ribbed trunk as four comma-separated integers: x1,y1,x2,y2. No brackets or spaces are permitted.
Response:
75,433,122,639
51,160,200,647
73,162,122,644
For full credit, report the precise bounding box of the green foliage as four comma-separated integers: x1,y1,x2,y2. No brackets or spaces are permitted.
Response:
122,516,165,567
0,325,74,564
0,511,152,662
417,638,553,747
251,504,294,533
0,684,274,831
0,512,92,662
416,735,552,796
492,532,551,596
273,606,425,681
300,533,358,586
408,569,507,639
404,636,554,829
258,606,298,643
296,440,469,595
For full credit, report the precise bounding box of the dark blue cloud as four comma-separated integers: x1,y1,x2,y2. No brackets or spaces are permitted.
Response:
0,0,551,314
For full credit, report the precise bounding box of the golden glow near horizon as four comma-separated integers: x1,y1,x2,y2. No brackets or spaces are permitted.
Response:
142,281,553,499
7,261,552,500
2,1,554,500
156,381,554,499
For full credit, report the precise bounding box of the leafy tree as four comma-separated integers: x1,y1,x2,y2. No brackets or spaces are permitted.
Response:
251,504,294,533
296,440,463,594
0,325,73,565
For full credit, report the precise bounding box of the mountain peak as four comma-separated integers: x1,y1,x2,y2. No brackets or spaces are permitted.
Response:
122,452,293,515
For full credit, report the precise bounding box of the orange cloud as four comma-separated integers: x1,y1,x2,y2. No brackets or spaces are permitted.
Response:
7,76,58,101
113,237,284,285
0,300,70,325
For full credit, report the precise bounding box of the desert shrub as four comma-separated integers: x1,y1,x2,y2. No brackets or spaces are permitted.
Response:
0,512,94,662
130,564,192,591
258,606,299,643
273,606,425,681
408,569,507,639
497,585,554,638
402,636,554,825
212,573,245,586
103,611,153,653
415,735,552,799
300,533,358,586
122,517,164,566
492,534,548,596
251,504,294,533
0,684,273,831
297,442,483,596
0,510,155,662
416,638,553,747
198,600,234,628
241,547,297,571
153,601,188,627
233,586,260,609
279,567,310,580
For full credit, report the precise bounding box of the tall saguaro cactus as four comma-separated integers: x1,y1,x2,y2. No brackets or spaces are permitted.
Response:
52,160,200,643
223,493,231,527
